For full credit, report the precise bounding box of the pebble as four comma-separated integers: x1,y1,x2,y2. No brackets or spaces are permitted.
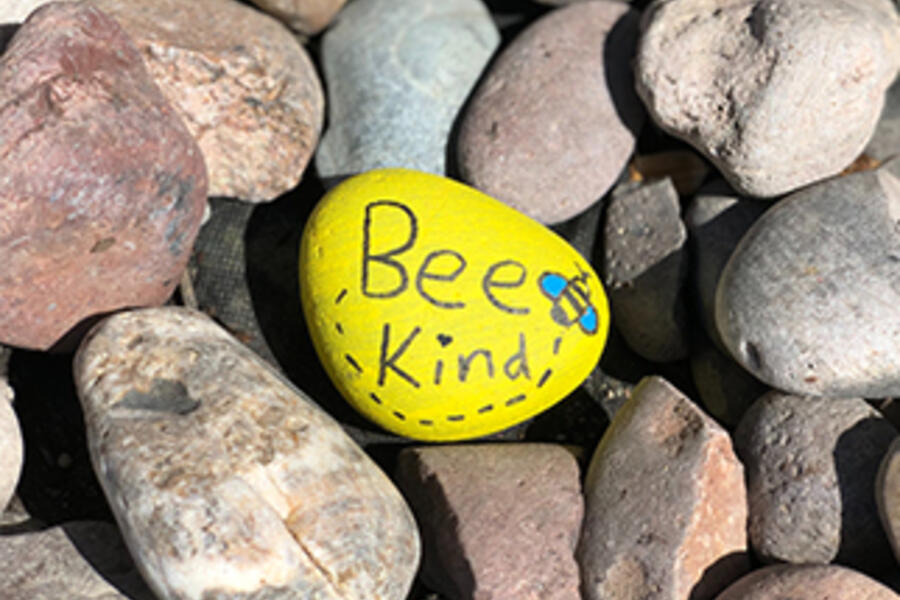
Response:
683,181,767,351
715,564,899,600
92,0,324,203
602,178,689,362
690,335,767,428
876,436,900,565
247,0,348,35
457,1,644,224
300,169,610,441
636,0,900,197
0,521,155,600
0,379,21,511
0,0,48,22
867,76,900,161
74,307,420,599
716,164,900,397
316,0,498,182
578,376,749,600
395,443,583,600
734,392,897,574
0,2,207,351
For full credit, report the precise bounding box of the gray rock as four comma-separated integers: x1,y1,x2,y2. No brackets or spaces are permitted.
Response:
0,379,21,512
715,564,899,600
457,0,644,224
684,181,767,351
602,178,690,362
867,76,900,161
636,0,900,197
715,165,900,397
690,334,767,428
734,392,897,574
578,376,749,600
0,521,155,600
316,0,498,182
395,443,583,600
876,436,900,565
74,307,419,600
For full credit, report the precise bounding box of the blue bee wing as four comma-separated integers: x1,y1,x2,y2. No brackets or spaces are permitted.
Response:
539,273,567,298
579,306,598,335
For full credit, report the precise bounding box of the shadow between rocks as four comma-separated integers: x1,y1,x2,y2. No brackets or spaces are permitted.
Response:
688,550,750,600
602,8,646,144
63,521,156,600
0,23,18,54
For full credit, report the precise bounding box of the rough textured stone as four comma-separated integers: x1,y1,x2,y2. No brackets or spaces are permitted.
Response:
690,335,767,428
0,521,155,600
0,2,207,350
74,307,420,600
395,443,583,600
91,0,323,203
684,181,767,351
636,0,900,197
716,165,900,397
247,0,348,35
602,178,689,362
578,376,749,600
458,0,643,224
734,392,897,574
867,76,900,161
715,564,899,600
316,0,498,182
0,379,21,511
876,436,900,565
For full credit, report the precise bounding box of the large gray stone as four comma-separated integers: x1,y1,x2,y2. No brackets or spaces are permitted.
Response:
602,178,689,362
316,0,498,182
74,307,419,600
716,165,900,397
636,0,900,197
734,392,897,574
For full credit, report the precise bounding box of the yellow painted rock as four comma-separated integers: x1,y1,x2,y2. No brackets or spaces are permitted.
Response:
300,169,609,441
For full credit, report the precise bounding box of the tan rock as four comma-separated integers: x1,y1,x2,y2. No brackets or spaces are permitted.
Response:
715,564,899,599
247,0,348,35
74,307,419,599
578,376,749,600
93,0,324,202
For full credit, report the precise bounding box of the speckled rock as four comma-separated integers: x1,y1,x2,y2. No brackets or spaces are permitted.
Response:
716,164,900,397
395,443,583,600
734,392,897,574
715,564,899,600
684,181,767,351
91,0,323,202
578,376,749,600
876,436,900,565
0,379,22,511
602,178,689,362
636,0,900,197
458,0,643,224
690,335,767,428
0,521,155,600
867,76,900,161
0,2,207,350
74,307,420,600
316,0,498,182
247,0,348,35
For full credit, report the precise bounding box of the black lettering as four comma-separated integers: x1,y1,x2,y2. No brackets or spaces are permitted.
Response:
483,260,529,314
416,250,466,309
377,323,421,388
362,200,417,298
458,349,494,382
503,333,531,380
434,359,444,385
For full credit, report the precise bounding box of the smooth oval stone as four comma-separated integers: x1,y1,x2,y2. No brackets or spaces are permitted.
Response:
74,307,420,600
0,379,22,511
715,564,899,600
299,169,610,441
315,0,498,182
716,165,900,397
457,0,644,224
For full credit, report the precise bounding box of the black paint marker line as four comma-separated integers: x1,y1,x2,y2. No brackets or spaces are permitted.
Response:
447,414,465,422
344,354,363,373
477,404,494,414
419,419,434,426
393,411,406,421
505,394,526,407
369,392,382,405
537,369,552,388
335,289,347,304
335,322,344,334
553,337,562,355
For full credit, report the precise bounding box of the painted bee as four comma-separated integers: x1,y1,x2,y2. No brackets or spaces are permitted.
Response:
538,269,598,335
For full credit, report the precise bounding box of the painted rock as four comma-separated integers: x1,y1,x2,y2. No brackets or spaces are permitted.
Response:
300,169,610,441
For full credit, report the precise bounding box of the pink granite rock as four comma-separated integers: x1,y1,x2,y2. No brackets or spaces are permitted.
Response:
395,443,583,600
714,564,899,600
0,1,207,350
578,376,750,600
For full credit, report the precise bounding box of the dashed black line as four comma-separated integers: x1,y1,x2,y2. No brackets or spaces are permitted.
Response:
419,419,434,426
344,354,362,373
537,369,552,388
335,322,344,334
335,289,347,304
505,394,526,407
369,392,382,405
393,411,406,421
477,404,494,414
553,337,562,355
447,414,465,422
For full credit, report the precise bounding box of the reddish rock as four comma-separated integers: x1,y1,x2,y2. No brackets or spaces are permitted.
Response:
714,564,899,600
0,2,207,350
578,376,750,600
395,443,583,600
247,0,348,35
92,0,323,202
